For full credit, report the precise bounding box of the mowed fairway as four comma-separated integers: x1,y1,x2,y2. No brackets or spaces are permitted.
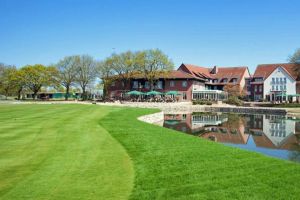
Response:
0,104,133,200
1,104,300,200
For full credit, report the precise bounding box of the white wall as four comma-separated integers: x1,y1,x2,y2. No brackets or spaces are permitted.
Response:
262,115,295,147
263,67,296,98
192,81,205,91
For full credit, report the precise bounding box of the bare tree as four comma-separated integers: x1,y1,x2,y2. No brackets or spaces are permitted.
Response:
135,49,174,90
76,55,97,100
107,51,137,89
97,61,115,98
288,48,300,80
289,48,300,63
55,56,79,100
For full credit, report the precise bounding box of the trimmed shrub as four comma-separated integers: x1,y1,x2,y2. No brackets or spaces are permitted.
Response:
224,96,243,106
192,100,213,105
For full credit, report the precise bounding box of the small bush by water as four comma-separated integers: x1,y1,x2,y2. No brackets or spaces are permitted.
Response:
224,96,243,106
192,99,213,105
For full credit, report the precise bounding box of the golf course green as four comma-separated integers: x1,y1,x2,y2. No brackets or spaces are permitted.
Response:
1,104,300,200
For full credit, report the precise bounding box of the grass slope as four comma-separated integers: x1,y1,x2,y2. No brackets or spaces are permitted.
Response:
1,104,300,200
0,104,133,200
100,108,300,200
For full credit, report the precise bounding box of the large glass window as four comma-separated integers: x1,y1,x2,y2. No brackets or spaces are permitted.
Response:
145,81,150,89
170,81,175,87
133,81,138,89
156,81,163,89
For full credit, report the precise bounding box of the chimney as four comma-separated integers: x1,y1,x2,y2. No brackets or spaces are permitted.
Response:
211,66,218,74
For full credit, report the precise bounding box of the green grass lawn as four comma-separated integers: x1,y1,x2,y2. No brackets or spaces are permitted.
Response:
1,104,300,200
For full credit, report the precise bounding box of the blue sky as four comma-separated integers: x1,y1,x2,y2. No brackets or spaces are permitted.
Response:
0,0,299,73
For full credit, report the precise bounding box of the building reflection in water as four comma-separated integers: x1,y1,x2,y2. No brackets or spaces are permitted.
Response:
163,113,300,162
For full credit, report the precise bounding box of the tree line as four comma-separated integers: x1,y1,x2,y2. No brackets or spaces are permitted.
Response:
0,49,174,100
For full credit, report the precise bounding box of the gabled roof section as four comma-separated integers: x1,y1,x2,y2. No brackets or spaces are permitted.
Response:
253,63,299,80
166,70,204,80
178,63,249,84
178,63,212,78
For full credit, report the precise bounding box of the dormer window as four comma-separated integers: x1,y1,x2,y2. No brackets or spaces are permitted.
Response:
230,78,238,83
221,78,228,83
254,77,263,82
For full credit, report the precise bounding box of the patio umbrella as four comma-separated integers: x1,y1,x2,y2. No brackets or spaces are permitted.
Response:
165,91,182,95
145,91,163,95
126,90,144,95
288,94,300,97
164,120,180,125
275,93,288,97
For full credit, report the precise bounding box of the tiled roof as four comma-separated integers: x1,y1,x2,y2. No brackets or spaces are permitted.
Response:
253,63,300,80
181,64,213,78
167,70,202,79
179,63,249,84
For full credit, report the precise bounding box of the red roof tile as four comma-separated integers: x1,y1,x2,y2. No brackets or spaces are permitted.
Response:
167,70,202,79
253,63,300,80
178,63,249,84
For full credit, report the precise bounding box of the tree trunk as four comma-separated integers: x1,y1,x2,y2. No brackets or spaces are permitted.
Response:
82,86,86,101
65,85,70,101
17,88,22,100
103,86,107,99
150,79,154,90
33,92,37,100
4,88,9,100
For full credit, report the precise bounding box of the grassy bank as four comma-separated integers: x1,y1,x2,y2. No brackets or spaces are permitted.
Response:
101,109,300,200
1,104,300,199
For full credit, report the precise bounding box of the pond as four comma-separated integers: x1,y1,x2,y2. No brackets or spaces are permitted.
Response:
163,112,300,163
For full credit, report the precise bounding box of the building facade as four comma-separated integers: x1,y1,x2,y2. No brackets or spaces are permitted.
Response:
107,63,250,102
250,63,300,102
107,70,207,101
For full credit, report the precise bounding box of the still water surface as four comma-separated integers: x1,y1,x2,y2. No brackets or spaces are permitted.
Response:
163,112,300,162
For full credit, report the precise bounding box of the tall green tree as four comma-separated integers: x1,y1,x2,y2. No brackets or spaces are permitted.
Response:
0,65,17,99
135,49,174,90
76,55,97,100
21,64,57,99
12,69,26,100
55,56,79,100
